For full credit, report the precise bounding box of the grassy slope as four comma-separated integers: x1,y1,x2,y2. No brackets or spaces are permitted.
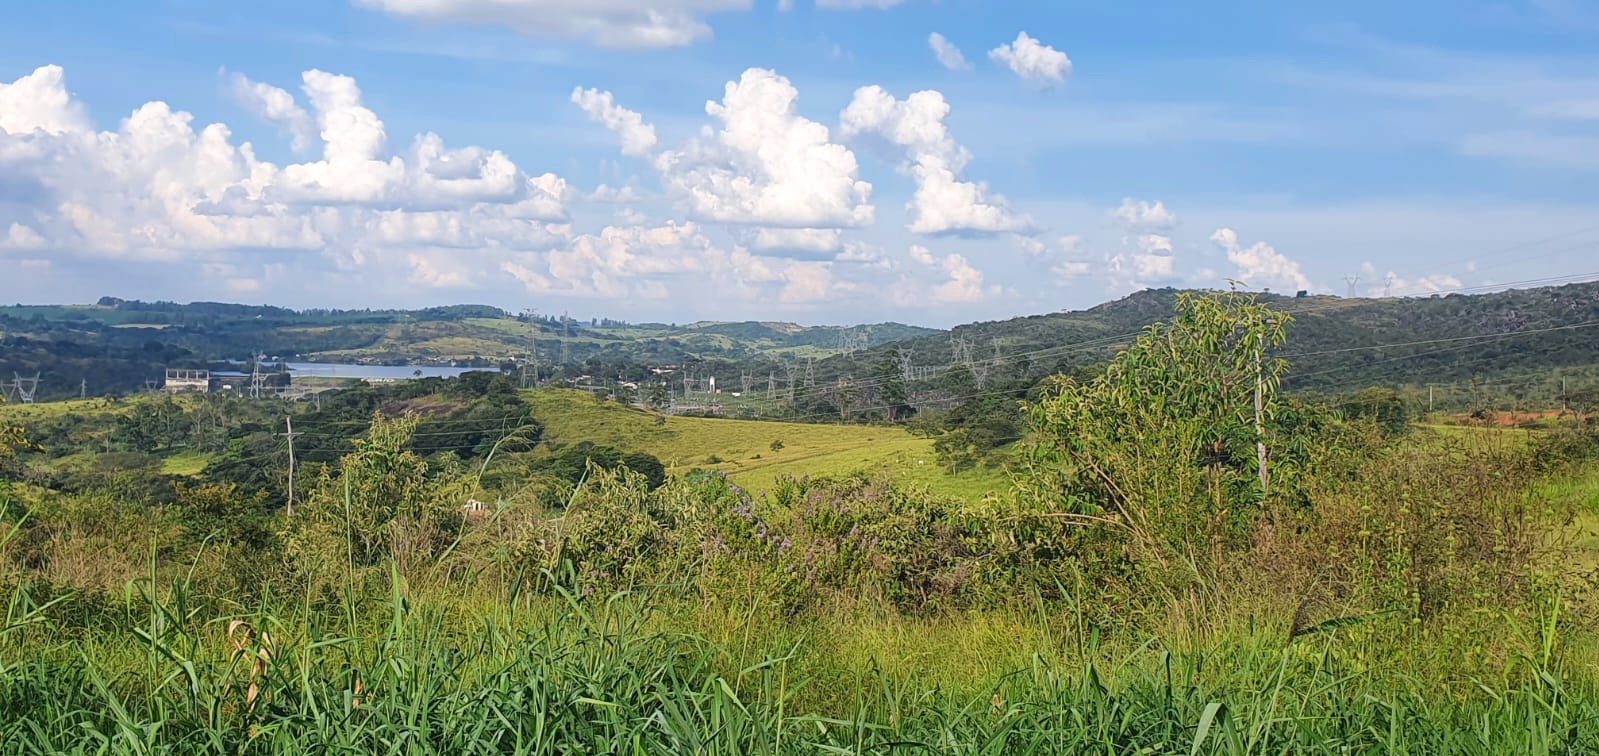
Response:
525,389,1008,501
1541,460,1599,576
0,397,125,422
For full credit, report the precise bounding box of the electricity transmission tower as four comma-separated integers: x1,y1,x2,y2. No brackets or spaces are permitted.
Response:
1344,276,1360,298
1383,273,1396,298
784,362,800,402
13,372,40,404
248,354,266,399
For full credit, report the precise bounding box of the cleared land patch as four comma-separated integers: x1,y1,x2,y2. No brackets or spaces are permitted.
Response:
525,389,1008,500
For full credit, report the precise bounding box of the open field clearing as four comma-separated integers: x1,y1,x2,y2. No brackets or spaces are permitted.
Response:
526,389,1009,500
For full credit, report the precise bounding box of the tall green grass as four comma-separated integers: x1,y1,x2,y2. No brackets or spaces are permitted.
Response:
1,572,1594,754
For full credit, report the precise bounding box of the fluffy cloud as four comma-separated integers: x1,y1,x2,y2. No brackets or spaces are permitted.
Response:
1101,198,1179,292
2,222,46,250
1358,262,1462,297
504,221,710,298
353,0,750,49
928,33,971,70
271,70,408,204
746,227,843,255
901,244,995,304
840,85,1033,235
1109,197,1176,229
1209,228,1312,292
229,73,314,152
776,260,847,303
1014,233,1091,282
570,88,658,156
0,65,87,135
0,63,902,311
646,68,875,229
1010,234,1047,256
989,32,1072,86
1124,233,1176,280
0,64,569,285
836,240,894,269
495,220,862,309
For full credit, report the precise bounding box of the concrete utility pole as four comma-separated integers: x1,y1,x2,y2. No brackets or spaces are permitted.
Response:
283,416,299,517
1254,345,1268,492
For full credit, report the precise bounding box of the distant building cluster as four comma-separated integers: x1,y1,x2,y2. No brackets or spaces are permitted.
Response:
162,369,213,393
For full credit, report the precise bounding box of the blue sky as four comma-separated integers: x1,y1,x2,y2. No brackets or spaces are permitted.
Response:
1,0,1597,326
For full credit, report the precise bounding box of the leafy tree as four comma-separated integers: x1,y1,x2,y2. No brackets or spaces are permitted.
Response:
1017,291,1304,574
1339,387,1409,434
874,354,910,421
112,396,189,453
646,381,669,410
524,443,668,491
0,395,38,466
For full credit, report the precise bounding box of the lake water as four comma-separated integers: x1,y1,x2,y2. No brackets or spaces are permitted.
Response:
281,362,492,381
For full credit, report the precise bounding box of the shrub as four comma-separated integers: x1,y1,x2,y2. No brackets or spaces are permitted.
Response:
1338,386,1409,434
1016,291,1302,587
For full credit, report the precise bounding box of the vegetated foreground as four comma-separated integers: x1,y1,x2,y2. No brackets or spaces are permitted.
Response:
0,292,1597,753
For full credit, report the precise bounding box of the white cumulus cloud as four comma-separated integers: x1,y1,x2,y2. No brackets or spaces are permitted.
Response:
840,85,1033,235
1109,197,1176,230
747,227,843,255
571,87,658,156
928,33,971,70
989,32,1072,87
650,68,875,228
901,244,994,304
0,64,571,285
0,65,88,136
2,222,46,250
1208,228,1312,292
229,72,314,152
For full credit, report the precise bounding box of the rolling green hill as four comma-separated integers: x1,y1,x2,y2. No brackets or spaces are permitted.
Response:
6,282,1599,408
0,299,935,400
809,283,1599,408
